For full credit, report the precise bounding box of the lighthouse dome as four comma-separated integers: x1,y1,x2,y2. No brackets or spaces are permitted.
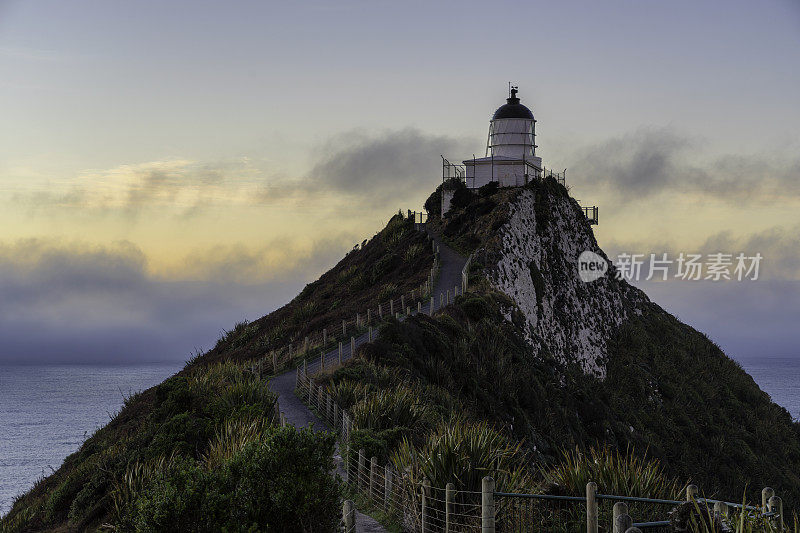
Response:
492,89,534,120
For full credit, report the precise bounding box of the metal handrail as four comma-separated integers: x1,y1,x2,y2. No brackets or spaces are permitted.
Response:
494,492,586,502
596,493,683,506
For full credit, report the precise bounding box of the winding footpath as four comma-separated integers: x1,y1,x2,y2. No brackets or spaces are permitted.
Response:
266,228,466,532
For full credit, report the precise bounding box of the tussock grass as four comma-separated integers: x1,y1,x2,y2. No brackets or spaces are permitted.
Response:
541,446,683,500
404,243,424,262
327,380,375,410
201,416,273,469
378,282,399,302
392,418,530,493
351,387,430,433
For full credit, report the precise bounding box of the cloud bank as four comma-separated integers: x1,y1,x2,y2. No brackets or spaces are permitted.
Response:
568,127,800,202
21,128,477,216
0,238,355,363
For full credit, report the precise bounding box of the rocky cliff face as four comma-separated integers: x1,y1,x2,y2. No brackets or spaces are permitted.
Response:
476,187,648,376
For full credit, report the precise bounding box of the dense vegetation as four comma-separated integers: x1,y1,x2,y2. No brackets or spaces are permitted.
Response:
318,182,800,513
1,362,339,532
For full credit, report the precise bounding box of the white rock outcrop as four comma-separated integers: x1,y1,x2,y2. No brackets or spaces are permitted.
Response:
481,188,648,376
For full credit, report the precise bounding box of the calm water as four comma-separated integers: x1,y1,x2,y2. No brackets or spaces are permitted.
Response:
738,356,800,421
0,358,797,516
0,363,181,516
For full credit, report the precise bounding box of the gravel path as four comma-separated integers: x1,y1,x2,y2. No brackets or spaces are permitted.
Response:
267,228,466,532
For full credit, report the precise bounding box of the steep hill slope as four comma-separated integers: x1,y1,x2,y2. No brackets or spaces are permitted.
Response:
326,179,800,507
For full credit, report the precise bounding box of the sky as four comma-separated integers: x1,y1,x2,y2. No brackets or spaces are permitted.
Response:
0,0,798,363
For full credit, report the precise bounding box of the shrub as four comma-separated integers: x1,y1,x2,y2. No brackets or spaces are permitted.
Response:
123,427,341,532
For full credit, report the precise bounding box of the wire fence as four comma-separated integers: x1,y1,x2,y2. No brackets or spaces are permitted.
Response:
297,365,788,532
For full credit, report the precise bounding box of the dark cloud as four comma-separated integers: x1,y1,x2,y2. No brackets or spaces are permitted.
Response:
0,238,355,363
306,128,475,204
568,127,800,202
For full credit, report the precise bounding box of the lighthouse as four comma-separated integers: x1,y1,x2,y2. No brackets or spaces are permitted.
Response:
437,86,592,222
464,86,543,187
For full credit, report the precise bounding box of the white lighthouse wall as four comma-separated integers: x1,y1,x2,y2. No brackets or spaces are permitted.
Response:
489,118,535,159
468,161,522,188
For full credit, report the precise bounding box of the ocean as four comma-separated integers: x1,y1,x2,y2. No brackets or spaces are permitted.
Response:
0,357,797,517
0,363,181,516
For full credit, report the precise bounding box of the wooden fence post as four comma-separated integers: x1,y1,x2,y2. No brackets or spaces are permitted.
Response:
762,487,774,511
323,328,327,346
713,501,728,520
615,514,632,533
350,336,355,358
369,326,373,342
422,478,431,533
343,500,355,532
613,502,628,533
687,484,699,502
342,320,346,336
356,313,361,328
358,449,366,490
327,394,332,422
280,411,286,427
338,342,343,364
304,336,309,353
384,465,392,509
768,495,783,530
378,303,383,319
586,481,598,533
430,296,434,315
418,301,422,313
370,456,378,499
446,482,455,533
482,476,495,533
367,309,371,324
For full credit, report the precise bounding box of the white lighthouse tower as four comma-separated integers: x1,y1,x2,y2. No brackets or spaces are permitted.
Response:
464,86,543,187
437,86,597,223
